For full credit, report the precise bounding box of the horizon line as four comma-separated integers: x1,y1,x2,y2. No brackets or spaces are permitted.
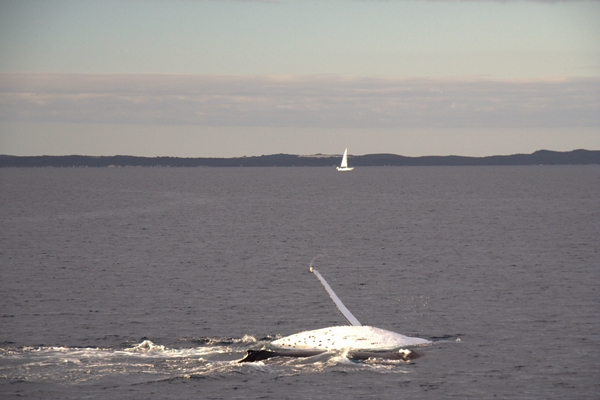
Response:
1,148,597,159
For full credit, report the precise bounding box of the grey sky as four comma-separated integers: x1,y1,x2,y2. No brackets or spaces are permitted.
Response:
2,74,599,128
0,0,598,157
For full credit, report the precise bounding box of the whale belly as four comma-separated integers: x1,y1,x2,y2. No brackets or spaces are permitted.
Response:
270,325,430,351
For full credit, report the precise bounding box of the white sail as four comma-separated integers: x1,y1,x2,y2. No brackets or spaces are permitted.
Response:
340,149,348,168
336,148,354,171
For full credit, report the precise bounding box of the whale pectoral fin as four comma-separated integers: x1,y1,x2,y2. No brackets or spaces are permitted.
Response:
310,267,362,326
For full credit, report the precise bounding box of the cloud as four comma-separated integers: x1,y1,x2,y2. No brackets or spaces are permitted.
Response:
1,73,598,128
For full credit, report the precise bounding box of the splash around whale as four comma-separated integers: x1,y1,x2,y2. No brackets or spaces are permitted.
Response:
239,262,431,363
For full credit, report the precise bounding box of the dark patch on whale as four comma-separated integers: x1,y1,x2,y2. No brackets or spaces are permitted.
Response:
239,348,423,363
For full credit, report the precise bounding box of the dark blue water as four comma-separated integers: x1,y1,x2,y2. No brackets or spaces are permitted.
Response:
1,166,599,399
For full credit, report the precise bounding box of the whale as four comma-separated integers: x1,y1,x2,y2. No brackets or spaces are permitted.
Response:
239,263,430,362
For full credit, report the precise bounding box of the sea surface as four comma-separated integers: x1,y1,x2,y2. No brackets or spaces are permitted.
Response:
1,166,598,399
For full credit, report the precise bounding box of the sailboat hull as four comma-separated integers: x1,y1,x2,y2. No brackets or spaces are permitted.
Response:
336,167,354,171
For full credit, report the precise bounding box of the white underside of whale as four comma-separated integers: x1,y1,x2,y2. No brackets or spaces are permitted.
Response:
271,325,430,352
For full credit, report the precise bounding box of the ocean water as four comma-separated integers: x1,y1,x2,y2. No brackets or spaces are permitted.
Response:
1,166,598,399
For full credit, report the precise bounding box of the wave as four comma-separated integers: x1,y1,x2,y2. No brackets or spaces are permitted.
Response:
0,336,418,385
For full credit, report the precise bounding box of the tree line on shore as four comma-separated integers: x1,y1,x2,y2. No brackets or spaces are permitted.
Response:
1,149,598,168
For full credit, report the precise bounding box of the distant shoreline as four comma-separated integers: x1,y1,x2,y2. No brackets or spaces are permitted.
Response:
1,149,598,168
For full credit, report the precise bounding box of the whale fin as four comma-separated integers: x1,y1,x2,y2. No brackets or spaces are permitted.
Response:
239,349,325,363
310,266,362,327
239,348,422,363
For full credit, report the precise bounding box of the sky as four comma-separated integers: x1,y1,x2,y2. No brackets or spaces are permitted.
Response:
0,0,599,158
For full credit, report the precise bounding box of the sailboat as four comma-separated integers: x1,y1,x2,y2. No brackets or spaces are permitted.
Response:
336,148,354,171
